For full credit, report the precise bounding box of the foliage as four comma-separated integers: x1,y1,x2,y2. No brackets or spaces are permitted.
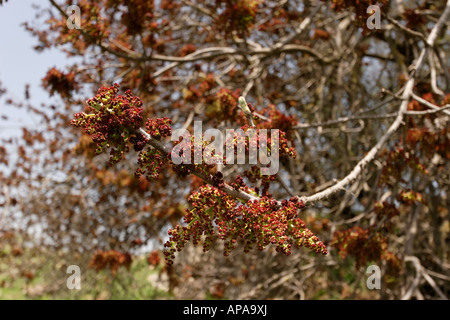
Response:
1,0,449,299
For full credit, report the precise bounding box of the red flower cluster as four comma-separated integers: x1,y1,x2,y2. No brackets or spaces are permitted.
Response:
129,132,148,151
88,250,132,276
257,104,298,139
397,190,425,205
71,84,145,165
169,123,296,180
179,44,196,57
405,94,450,160
145,117,172,140
230,174,246,190
169,134,221,178
119,0,155,35
135,147,166,180
378,146,429,187
332,227,383,268
206,88,242,123
331,226,399,270
163,185,327,265
147,250,161,266
0,145,7,166
42,67,79,98
215,0,260,36
373,201,401,231
244,166,275,196
327,0,388,33
403,8,426,29
225,125,297,160
183,73,217,103
257,6,301,34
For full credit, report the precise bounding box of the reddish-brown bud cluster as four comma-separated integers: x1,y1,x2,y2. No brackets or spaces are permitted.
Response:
147,250,161,266
379,146,429,187
206,88,242,123
403,8,426,29
257,104,297,139
179,44,196,57
42,67,79,98
327,0,389,33
120,0,155,35
215,0,260,36
183,74,217,103
225,125,297,162
331,226,399,270
0,145,7,166
171,163,192,178
88,250,132,276
211,171,224,188
397,190,425,205
169,135,220,178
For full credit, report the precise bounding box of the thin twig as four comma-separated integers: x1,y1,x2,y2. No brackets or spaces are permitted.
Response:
296,1,450,206
410,92,450,116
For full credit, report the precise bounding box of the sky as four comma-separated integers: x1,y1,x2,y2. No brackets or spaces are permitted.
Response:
0,0,69,136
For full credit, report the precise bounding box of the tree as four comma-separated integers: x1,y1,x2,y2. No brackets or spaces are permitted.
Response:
1,0,449,299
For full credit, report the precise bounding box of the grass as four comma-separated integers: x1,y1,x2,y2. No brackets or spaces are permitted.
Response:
0,247,173,300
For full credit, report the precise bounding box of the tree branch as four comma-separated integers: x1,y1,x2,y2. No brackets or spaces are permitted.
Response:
136,128,260,203
410,93,450,116
296,0,450,207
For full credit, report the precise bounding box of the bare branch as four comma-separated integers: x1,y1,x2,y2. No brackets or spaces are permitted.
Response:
296,0,450,206
410,93,450,116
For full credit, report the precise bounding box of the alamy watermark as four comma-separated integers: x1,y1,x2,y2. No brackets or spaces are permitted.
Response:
66,5,81,29
66,265,81,290
170,121,281,175
366,265,381,290
367,5,381,30
65,4,381,31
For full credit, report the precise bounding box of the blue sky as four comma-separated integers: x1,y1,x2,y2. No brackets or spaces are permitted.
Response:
0,0,69,136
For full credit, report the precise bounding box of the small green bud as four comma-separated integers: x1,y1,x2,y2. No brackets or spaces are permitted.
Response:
238,96,251,115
